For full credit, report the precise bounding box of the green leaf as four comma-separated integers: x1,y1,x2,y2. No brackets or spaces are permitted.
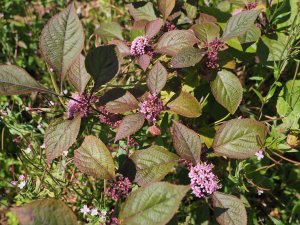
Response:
212,118,267,159
238,24,261,43
95,22,124,40
212,192,247,225
171,47,204,68
146,61,168,94
167,91,201,118
210,70,243,114
45,116,81,163
172,121,202,164
115,113,145,142
130,145,179,186
155,30,199,56
105,91,139,113
74,135,115,180
127,2,157,21
12,198,77,225
184,2,197,20
192,22,220,43
85,45,120,90
67,54,90,93
158,0,175,21
120,182,189,225
0,65,50,95
222,10,261,41
39,2,84,85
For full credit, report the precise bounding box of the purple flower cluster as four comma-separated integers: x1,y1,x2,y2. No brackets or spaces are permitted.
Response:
162,22,176,32
246,2,258,10
139,94,163,123
130,36,152,56
98,106,122,128
204,38,225,68
67,94,96,119
106,175,132,201
188,163,221,198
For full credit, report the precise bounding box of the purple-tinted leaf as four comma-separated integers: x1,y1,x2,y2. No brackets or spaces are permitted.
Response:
137,54,151,71
95,22,124,40
210,70,243,114
39,2,84,86
155,30,199,56
127,2,157,22
74,136,115,180
12,198,77,225
67,54,90,93
114,113,145,142
222,10,261,41
0,65,50,95
145,19,164,39
105,91,139,113
158,0,175,21
212,118,268,159
171,47,204,68
109,40,131,57
120,182,189,225
167,91,201,118
196,13,217,24
192,22,220,43
146,61,168,94
45,116,81,163
172,121,201,164
130,145,179,186
85,45,120,90
212,191,247,225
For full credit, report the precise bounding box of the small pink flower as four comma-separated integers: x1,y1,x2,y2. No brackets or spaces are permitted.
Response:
130,36,153,57
80,205,90,216
67,93,97,119
90,208,99,216
189,163,221,198
18,181,26,189
10,181,17,187
148,124,161,136
98,106,122,128
204,38,225,69
255,150,264,160
106,175,132,201
139,94,163,123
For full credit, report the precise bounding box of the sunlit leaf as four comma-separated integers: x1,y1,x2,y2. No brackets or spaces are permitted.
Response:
0,65,50,95
145,19,164,39
115,113,145,142
39,2,84,85
96,22,124,40
192,22,220,43
158,0,175,20
147,61,168,94
130,145,179,186
120,182,189,225
172,121,201,164
212,191,247,225
105,91,139,113
12,198,77,225
67,54,90,93
210,70,243,114
167,91,201,118
155,30,199,56
171,47,204,68
212,118,268,159
239,24,261,43
74,136,115,180
127,2,157,21
45,116,81,163
85,45,120,90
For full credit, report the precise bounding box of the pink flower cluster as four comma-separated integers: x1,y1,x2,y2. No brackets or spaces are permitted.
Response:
188,163,221,198
204,38,225,68
162,22,176,32
130,36,152,56
67,94,97,119
139,94,163,123
98,106,122,128
106,175,132,201
246,2,258,10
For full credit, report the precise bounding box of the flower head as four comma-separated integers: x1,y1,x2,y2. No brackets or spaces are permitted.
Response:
257,189,264,195
246,2,258,10
90,208,99,216
106,175,132,201
80,205,90,216
130,36,152,56
204,38,225,68
139,94,163,123
255,150,264,160
188,163,221,198
18,181,26,189
67,93,97,119
162,22,176,32
98,106,122,128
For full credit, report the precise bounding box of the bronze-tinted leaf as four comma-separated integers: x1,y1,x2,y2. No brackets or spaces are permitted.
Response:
145,19,164,39
171,47,204,68
137,54,151,71
74,136,115,180
146,61,168,94
105,91,139,113
114,113,145,142
167,91,201,118
192,22,220,43
158,0,175,21
172,121,201,164
127,2,157,21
